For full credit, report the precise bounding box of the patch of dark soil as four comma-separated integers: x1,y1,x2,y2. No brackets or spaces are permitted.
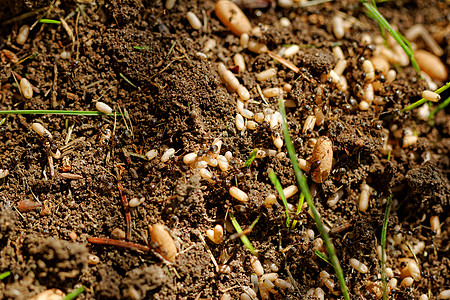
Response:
404,162,449,214
23,236,88,288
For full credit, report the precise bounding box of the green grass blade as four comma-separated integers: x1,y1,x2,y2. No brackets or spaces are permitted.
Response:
279,96,350,300
402,81,450,112
314,250,332,266
429,95,450,119
361,0,421,74
0,271,11,280
381,195,392,300
133,45,151,50
243,149,258,168
39,19,61,24
268,169,290,227
0,110,120,116
291,193,305,229
63,286,85,300
230,214,257,256
0,117,6,126
249,215,261,230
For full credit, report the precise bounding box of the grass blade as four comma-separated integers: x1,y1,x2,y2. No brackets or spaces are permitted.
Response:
39,19,61,24
291,193,305,229
0,110,120,116
230,214,257,256
402,81,450,112
133,45,151,50
63,286,85,300
429,95,450,119
361,0,421,75
381,195,392,300
279,96,350,300
314,250,332,266
243,149,258,168
0,271,11,280
268,169,290,227
119,73,138,88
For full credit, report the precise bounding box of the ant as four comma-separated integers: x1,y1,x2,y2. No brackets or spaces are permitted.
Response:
309,159,322,175
60,59,80,89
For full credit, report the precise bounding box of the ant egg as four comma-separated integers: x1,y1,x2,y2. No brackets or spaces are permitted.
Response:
248,41,268,54
250,256,264,276
273,136,283,149
165,0,176,9
183,152,198,165
229,186,249,202
332,15,344,39
363,60,375,82
96,101,112,114
234,54,246,73
16,25,30,45
200,168,215,183
88,254,100,265
284,45,300,58
333,59,347,76
161,148,175,162
145,149,158,161
359,184,371,212
32,123,52,139
215,0,252,37
217,155,229,172
20,78,33,99
282,185,298,199
237,85,250,101
240,33,249,48
332,46,345,60
349,258,368,273
264,194,277,208
186,12,202,30
262,87,282,98
430,215,441,235
223,70,240,90
302,116,316,134
257,68,277,82
236,114,245,131
422,90,440,102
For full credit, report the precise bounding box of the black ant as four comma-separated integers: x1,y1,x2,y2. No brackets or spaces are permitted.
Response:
60,60,80,89
309,160,322,175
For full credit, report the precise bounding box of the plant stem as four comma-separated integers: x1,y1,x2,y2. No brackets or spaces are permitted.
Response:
63,286,85,300
0,271,11,280
229,214,257,256
429,95,450,119
243,149,258,168
268,170,290,227
39,19,61,24
361,0,421,75
291,193,305,229
381,196,392,300
0,110,119,116
279,97,350,300
402,82,450,112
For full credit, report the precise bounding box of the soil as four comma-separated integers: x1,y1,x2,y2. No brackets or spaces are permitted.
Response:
0,0,449,299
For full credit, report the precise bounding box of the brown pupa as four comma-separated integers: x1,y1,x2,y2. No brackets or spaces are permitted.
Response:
149,224,177,262
310,136,333,183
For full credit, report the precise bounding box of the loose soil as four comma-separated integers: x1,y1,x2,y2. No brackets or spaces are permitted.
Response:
0,0,449,299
